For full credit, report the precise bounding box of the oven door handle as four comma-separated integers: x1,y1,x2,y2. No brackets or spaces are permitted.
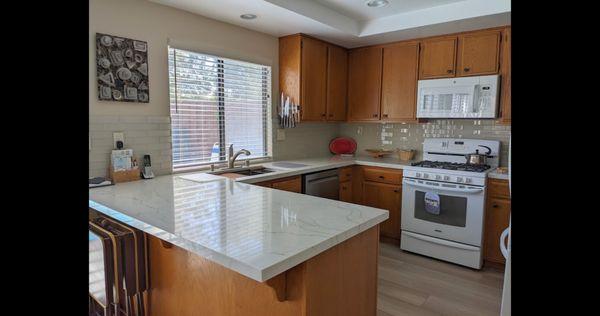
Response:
402,231,480,251
402,179,484,194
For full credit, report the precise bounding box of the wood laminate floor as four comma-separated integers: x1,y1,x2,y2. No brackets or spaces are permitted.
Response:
377,243,505,316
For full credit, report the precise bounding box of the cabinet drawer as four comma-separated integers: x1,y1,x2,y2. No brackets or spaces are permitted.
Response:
338,167,353,182
271,176,302,193
363,167,402,185
488,179,510,199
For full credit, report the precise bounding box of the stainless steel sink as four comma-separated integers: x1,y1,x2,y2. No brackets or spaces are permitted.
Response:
209,166,277,176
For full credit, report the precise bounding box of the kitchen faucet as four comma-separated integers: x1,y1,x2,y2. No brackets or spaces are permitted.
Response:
228,144,251,168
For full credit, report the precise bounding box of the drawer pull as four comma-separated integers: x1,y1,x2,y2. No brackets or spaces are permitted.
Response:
379,176,385,179
492,204,499,208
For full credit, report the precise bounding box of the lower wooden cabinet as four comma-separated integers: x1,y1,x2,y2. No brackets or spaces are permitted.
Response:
363,181,402,243
256,176,302,193
484,179,511,265
339,181,352,202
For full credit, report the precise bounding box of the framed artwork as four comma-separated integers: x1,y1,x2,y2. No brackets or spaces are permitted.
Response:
96,33,149,103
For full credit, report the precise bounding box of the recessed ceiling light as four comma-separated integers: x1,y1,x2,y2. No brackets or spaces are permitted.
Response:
240,14,257,20
366,0,389,8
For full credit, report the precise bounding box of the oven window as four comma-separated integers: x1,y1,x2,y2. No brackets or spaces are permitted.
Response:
414,191,467,227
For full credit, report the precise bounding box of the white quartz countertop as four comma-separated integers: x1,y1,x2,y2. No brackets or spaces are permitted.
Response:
89,170,389,282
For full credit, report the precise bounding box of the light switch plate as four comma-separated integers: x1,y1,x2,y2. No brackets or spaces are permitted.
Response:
113,132,125,148
276,129,286,141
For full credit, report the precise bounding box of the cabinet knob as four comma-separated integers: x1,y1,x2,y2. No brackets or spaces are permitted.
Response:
447,69,453,74
372,114,378,117
321,113,326,117
464,67,470,72
378,176,385,179
492,204,499,208
393,190,399,193
383,114,389,118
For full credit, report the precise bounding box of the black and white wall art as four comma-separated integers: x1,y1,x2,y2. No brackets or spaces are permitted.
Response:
96,33,149,103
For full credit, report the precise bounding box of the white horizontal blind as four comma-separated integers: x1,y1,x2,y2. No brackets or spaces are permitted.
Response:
168,47,271,170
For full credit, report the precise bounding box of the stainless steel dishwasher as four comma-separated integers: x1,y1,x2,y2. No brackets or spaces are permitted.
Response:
303,169,339,200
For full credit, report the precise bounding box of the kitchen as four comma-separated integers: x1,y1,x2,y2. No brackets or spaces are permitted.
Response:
89,0,511,315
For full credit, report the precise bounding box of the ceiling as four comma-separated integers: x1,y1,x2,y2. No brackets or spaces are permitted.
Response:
150,0,511,48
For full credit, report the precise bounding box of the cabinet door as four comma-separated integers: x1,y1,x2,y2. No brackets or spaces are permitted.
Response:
499,27,511,124
363,181,401,240
326,45,348,121
381,42,419,122
419,37,457,79
348,47,383,121
301,37,328,121
457,31,501,76
484,197,511,264
339,181,353,203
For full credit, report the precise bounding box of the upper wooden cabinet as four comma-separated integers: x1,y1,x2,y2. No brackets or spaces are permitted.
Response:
381,42,420,122
498,27,511,124
301,37,328,120
279,34,348,122
419,37,457,79
457,31,501,76
326,45,348,121
347,47,383,121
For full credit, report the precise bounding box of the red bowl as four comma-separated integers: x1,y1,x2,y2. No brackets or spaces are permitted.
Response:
329,137,357,155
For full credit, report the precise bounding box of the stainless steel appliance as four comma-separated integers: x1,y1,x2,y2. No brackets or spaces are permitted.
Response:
401,138,500,269
303,169,339,200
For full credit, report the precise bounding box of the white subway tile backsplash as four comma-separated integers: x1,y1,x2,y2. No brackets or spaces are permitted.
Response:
89,115,172,178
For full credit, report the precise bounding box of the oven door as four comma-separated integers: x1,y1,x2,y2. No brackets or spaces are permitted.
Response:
401,177,486,246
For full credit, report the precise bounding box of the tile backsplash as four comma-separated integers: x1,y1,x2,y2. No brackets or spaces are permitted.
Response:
339,120,511,166
89,115,173,178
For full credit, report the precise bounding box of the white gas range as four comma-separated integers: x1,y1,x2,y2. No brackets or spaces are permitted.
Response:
400,138,500,269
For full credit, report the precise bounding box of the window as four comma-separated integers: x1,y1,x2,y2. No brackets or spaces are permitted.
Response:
168,47,271,170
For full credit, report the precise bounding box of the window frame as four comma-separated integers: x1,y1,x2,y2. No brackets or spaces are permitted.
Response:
168,46,273,172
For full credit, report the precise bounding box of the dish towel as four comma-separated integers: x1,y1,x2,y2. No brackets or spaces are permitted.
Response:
424,192,441,215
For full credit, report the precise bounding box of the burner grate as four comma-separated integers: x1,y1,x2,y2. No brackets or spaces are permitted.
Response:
411,160,491,172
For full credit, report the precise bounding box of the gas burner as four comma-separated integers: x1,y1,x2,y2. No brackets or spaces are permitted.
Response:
411,160,491,172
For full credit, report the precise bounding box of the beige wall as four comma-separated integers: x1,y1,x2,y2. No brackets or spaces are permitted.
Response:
90,0,278,117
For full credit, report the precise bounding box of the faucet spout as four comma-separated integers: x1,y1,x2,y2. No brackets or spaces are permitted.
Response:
228,145,251,168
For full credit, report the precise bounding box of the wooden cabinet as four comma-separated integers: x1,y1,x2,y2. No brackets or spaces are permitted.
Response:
359,167,403,244
457,31,501,76
419,37,457,79
340,181,353,203
484,179,511,265
339,166,353,203
363,181,401,242
498,27,511,124
381,42,419,122
326,45,348,121
301,36,328,120
256,176,302,193
347,47,383,121
279,34,348,122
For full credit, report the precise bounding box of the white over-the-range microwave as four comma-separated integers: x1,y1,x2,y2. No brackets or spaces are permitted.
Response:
416,75,500,119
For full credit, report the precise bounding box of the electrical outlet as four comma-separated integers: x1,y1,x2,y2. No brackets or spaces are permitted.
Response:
357,126,363,135
113,132,125,149
276,129,286,141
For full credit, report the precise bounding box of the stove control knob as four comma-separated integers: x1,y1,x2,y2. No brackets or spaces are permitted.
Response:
423,173,429,179
435,175,441,180
443,176,450,181
416,172,421,178
456,177,463,182
465,178,472,184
